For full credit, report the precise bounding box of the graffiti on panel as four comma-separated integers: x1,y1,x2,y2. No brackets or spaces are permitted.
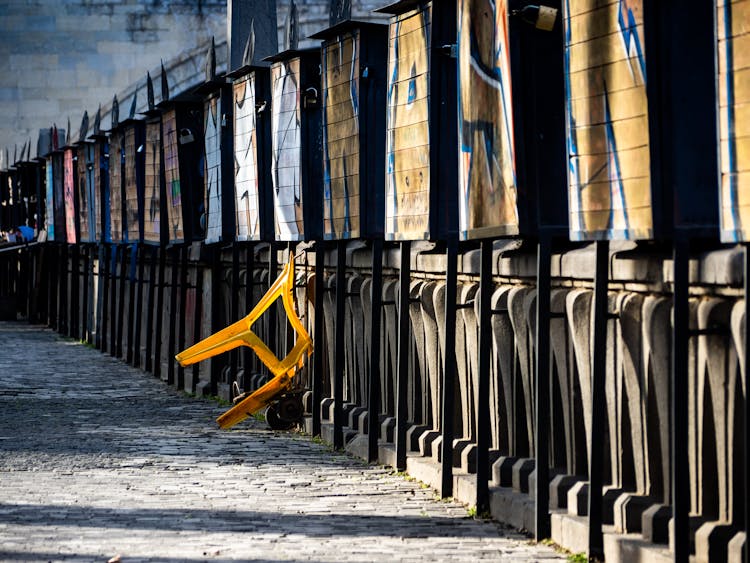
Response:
457,0,518,239
77,145,91,242
45,157,55,241
85,145,97,242
271,58,303,240
144,120,162,243
322,31,360,239
162,109,184,242
718,0,750,241
204,95,223,243
565,0,652,240
109,132,124,242
95,142,110,243
233,74,261,241
385,5,431,240
63,148,77,243
53,154,66,241
124,127,139,242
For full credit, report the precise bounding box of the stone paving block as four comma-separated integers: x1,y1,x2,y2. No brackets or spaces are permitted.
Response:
0,321,564,562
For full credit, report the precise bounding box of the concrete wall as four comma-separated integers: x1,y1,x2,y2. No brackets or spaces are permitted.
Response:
0,0,227,152
0,0,388,156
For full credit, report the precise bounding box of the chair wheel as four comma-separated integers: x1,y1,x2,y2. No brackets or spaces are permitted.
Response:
265,394,303,431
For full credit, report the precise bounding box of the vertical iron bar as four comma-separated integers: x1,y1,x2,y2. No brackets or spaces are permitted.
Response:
245,244,255,381
230,243,240,384
126,244,137,363
312,241,325,437
145,245,157,373
333,240,347,450
109,245,118,355
167,247,179,386
441,236,458,497
99,244,108,351
69,245,79,339
177,245,188,390
745,244,750,563
116,245,127,358
368,238,384,462
133,244,145,367
58,244,67,335
153,247,166,379
267,243,277,357
672,236,689,563
535,233,552,540
395,240,412,470
476,238,493,513
588,239,609,560
81,246,90,342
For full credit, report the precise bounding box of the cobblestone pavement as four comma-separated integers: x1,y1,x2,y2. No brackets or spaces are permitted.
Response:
0,322,565,562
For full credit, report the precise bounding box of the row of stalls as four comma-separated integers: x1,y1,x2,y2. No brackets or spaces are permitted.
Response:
1,0,748,561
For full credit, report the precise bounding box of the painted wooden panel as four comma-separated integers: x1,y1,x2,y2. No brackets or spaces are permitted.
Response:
564,0,653,240
144,120,162,244
718,0,750,241
124,126,140,243
108,132,124,243
322,31,361,239
94,141,110,243
204,95,223,243
63,148,77,243
162,108,184,243
233,74,261,241
45,156,55,241
457,0,518,239
53,153,66,242
385,4,432,240
77,145,91,242
271,58,304,240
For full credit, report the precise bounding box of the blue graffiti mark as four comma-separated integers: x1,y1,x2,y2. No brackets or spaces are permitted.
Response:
407,62,417,103
618,0,647,82
387,19,401,223
603,87,629,232
723,2,740,239
563,0,580,202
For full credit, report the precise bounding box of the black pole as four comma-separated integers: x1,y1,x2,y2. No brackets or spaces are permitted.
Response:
535,233,552,540
81,246,90,342
745,244,750,563
441,236,458,497
145,245,158,373
177,245,189,390
230,243,240,384
672,236,689,563
312,241,325,437
125,244,137,363
245,244,255,381
109,245,118,355
98,244,107,350
116,244,127,358
133,244,145,367
476,238,493,513
167,247,179,386
58,244,67,335
333,240,347,450
395,240,412,470
153,246,166,379
368,238,384,462
267,243,277,357
588,239,609,559
69,244,79,339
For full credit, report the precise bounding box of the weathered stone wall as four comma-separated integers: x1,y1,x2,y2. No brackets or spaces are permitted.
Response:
0,0,226,151
0,0,388,154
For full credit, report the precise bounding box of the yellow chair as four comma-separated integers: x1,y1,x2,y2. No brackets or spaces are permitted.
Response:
176,259,312,429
